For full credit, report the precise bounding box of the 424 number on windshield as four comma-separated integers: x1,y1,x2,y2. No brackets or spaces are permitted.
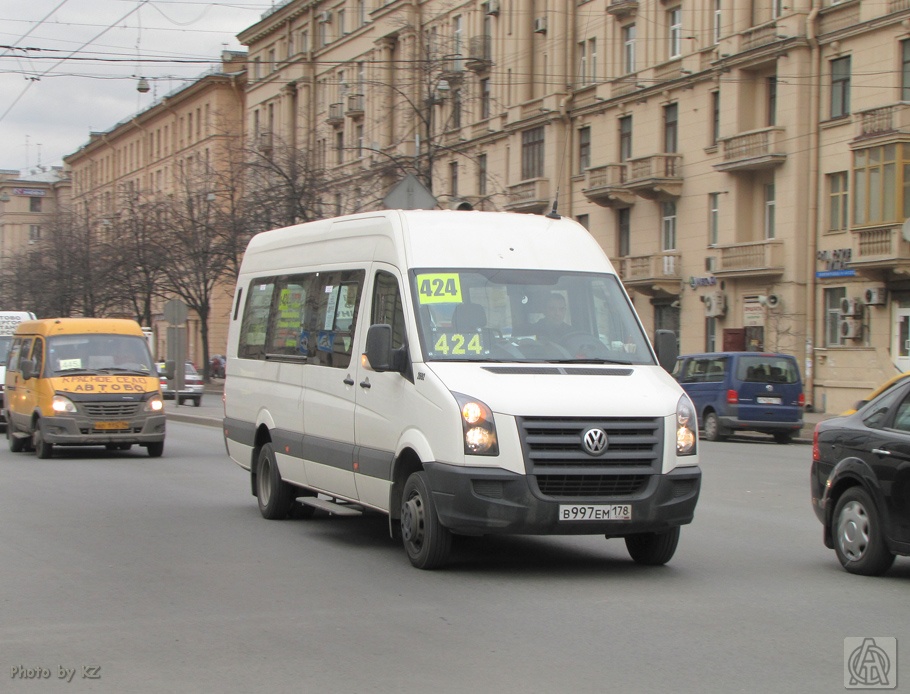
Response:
434,332,483,356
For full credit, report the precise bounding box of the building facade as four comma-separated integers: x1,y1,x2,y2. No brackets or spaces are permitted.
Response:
0,168,71,270
233,0,910,413
63,52,247,366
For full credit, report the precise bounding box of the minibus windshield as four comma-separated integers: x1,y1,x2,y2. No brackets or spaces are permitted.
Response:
43,334,156,376
411,268,654,364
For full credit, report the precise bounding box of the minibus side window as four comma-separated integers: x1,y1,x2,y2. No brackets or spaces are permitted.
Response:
310,269,365,369
371,271,406,349
7,338,24,372
239,280,275,360
31,338,44,377
269,275,311,357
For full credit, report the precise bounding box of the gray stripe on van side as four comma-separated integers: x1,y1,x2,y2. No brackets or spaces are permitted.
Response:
354,446,394,480
223,417,256,447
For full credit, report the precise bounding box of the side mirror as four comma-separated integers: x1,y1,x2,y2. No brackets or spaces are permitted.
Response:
20,358,35,380
161,360,176,380
654,329,678,373
363,324,407,374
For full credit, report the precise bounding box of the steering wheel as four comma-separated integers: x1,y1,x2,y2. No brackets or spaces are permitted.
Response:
559,332,611,359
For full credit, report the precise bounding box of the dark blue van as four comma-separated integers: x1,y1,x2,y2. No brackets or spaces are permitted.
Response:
673,352,805,443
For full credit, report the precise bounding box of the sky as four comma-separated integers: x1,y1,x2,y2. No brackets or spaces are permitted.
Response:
0,0,273,176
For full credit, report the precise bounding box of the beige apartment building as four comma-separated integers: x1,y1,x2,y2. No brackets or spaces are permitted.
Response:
0,167,71,269
63,52,247,366
233,0,910,413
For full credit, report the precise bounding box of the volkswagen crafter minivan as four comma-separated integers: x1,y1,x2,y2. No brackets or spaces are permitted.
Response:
222,210,701,569
5,318,166,458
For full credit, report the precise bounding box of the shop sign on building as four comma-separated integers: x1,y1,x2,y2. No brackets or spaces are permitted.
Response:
744,301,764,327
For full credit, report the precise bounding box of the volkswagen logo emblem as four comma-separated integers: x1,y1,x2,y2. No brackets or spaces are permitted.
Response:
766,384,773,391
582,427,609,456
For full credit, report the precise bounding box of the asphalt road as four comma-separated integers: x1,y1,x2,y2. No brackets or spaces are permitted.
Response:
0,422,906,693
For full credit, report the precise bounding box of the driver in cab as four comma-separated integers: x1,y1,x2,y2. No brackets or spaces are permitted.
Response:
534,292,571,342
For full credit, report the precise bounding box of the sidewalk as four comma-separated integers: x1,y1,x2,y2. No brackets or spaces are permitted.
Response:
170,378,839,442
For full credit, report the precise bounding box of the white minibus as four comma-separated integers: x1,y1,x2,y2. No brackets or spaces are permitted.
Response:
223,210,700,569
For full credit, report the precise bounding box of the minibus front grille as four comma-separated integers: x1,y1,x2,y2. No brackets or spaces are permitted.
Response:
518,416,663,498
81,402,141,419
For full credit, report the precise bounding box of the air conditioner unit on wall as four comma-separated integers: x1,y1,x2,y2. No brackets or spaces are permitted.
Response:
483,0,500,15
533,17,548,33
839,318,863,340
704,290,726,318
864,286,887,306
319,10,332,23
839,297,863,317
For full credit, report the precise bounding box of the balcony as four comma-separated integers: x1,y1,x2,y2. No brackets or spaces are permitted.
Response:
345,94,365,117
714,127,787,173
606,0,638,18
582,164,636,208
504,178,550,214
711,240,785,279
854,103,910,143
466,36,492,72
618,252,682,297
327,102,344,125
849,225,910,279
624,154,683,200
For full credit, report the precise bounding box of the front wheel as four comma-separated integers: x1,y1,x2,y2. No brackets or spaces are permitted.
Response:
832,487,895,576
7,422,25,453
256,443,295,520
624,526,680,565
146,441,164,458
400,471,451,570
33,422,53,459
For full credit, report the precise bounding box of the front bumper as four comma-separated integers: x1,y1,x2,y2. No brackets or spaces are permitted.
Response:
423,462,701,537
717,416,802,434
39,413,166,445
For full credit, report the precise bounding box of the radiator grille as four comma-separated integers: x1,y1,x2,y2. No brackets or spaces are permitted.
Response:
518,416,663,499
81,402,141,419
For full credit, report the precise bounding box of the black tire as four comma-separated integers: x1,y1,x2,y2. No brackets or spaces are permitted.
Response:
193,397,201,407
256,443,295,520
832,487,895,576
625,526,681,565
702,412,726,442
178,397,185,406
7,422,25,453
773,431,793,444
146,441,164,458
33,421,53,459
400,471,452,569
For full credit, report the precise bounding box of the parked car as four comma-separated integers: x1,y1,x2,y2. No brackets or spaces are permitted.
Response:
157,361,204,406
673,351,804,443
811,377,910,575
841,370,910,415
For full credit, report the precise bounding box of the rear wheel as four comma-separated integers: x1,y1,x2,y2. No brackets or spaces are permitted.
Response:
624,527,680,566
256,443,295,520
702,412,726,442
401,471,451,570
773,431,793,444
832,487,895,576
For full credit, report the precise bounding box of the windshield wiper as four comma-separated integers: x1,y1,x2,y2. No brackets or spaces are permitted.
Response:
54,368,102,375
96,367,151,375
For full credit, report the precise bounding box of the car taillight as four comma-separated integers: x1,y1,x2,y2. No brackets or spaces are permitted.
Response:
798,393,806,407
726,389,738,404
812,425,820,461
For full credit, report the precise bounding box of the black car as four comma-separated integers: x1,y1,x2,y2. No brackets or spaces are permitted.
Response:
811,379,910,575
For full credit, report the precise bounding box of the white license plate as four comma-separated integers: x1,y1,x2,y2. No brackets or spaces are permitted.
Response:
756,396,782,404
559,504,632,521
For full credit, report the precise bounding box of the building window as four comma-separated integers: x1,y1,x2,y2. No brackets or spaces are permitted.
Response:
29,197,42,213
357,0,366,28
826,287,847,347
29,225,41,242
709,193,720,245
480,78,491,119
521,126,545,180
619,115,632,162
830,56,851,119
335,130,344,166
772,0,784,19
713,0,722,44
338,9,346,36
705,317,716,352
450,161,459,198
622,24,636,74
853,144,900,226
452,89,462,129
355,124,364,159
576,214,589,230
662,201,677,250
478,153,487,197
617,207,631,257
711,90,720,145
903,40,910,101
578,126,591,174
764,183,776,239
664,103,678,153
767,77,777,127
578,38,596,85
453,15,463,71
668,8,682,59
828,172,849,231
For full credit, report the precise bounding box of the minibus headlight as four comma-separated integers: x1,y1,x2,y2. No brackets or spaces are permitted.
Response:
453,392,498,456
52,395,77,414
145,395,164,412
676,395,697,456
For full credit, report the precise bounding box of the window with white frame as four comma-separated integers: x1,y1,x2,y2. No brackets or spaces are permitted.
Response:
709,193,720,245
764,183,776,239
521,126,545,180
662,201,677,250
622,24,636,74
668,8,682,59
578,126,591,174
828,171,848,231
713,0,722,44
